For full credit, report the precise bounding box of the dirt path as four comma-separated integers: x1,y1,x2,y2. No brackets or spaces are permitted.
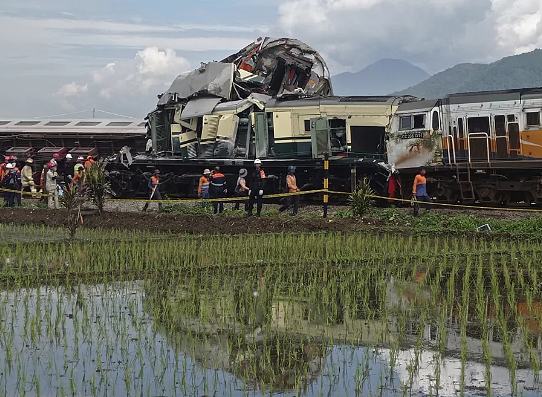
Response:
0,208,357,234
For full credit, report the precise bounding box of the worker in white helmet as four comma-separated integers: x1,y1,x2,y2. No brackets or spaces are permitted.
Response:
247,159,266,217
21,158,37,196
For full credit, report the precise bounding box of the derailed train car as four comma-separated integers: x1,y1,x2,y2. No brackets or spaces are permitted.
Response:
107,37,412,199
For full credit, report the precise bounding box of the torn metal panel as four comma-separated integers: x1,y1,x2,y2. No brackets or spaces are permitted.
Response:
180,97,222,119
158,62,235,106
215,114,240,157
200,115,220,158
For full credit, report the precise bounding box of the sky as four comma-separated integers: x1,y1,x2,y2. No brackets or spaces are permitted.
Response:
1,0,541,118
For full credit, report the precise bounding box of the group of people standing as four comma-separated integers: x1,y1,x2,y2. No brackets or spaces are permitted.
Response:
146,159,301,216
0,154,93,209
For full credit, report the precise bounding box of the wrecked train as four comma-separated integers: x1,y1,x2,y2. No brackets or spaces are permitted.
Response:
106,37,542,206
106,37,401,199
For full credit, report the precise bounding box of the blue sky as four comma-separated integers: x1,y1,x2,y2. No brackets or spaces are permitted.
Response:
1,0,541,118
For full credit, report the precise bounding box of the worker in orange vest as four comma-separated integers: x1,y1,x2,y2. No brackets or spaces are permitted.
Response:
198,169,211,199
412,167,430,217
84,156,95,169
142,169,162,212
279,166,300,215
209,166,227,214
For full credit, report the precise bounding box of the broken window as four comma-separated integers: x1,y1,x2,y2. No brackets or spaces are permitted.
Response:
400,116,412,130
507,114,516,123
432,111,439,130
329,118,347,153
413,114,425,129
526,111,541,126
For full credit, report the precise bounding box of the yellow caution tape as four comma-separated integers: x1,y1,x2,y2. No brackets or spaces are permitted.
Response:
3,184,542,213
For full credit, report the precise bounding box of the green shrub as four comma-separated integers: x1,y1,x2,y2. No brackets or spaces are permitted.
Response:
349,178,374,218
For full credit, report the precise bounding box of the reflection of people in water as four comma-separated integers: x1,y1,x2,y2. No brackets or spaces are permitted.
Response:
234,275,273,331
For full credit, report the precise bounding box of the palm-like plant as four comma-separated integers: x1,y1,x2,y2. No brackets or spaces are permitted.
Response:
83,162,111,214
60,183,85,240
349,178,375,218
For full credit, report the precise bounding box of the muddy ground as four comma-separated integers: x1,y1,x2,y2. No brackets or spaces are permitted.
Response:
0,207,358,234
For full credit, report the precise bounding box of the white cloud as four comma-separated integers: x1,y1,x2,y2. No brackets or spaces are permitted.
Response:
55,47,190,116
277,0,542,74
57,82,88,97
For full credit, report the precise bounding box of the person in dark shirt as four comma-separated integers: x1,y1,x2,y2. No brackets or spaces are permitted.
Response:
247,159,266,217
209,166,227,214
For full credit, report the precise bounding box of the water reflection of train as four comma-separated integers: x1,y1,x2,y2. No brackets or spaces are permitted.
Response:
145,272,542,395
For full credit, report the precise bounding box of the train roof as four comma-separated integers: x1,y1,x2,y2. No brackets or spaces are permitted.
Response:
0,119,147,136
445,87,542,104
396,99,439,114
266,95,409,108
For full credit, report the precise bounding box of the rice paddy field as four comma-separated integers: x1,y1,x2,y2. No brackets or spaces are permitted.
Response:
1,224,542,396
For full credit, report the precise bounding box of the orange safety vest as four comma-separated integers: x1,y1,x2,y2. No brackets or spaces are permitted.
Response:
286,174,298,193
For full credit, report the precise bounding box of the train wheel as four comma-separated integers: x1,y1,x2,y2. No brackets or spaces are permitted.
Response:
505,191,534,208
434,186,459,204
476,187,502,206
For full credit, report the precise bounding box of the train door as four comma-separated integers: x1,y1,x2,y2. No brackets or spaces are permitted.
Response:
467,116,490,162
507,114,520,158
457,117,466,160
494,115,508,159
253,112,269,159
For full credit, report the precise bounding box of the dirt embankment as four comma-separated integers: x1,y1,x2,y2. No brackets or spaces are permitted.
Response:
0,208,357,234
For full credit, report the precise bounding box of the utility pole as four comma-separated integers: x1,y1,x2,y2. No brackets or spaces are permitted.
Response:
92,108,96,118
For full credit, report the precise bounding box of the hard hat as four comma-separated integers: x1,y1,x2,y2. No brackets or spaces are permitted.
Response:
288,165,296,172
66,154,73,160
77,156,85,161
4,155,12,161
53,153,60,159
6,163,13,169
153,169,160,174
203,169,211,175
239,168,248,177
47,162,54,169
87,155,93,160
214,166,221,173
254,159,262,165
75,164,84,171
26,158,33,164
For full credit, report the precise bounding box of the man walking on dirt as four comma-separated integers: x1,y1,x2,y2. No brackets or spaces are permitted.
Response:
412,167,430,217
142,169,162,212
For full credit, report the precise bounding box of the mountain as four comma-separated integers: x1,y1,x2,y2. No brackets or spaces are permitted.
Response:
395,49,542,99
332,59,430,96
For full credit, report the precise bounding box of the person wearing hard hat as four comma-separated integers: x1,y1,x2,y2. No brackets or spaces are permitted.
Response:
234,168,250,211
279,166,300,215
74,156,85,176
2,163,22,207
198,169,211,199
247,159,266,217
84,155,95,169
142,169,162,212
21,159,37,196
71,164,85,187
45,162,60,209
209,166,227,214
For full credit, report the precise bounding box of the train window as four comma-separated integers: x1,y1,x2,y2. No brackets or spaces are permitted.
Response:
413,114,425,129
400,116,412,130
507,114,516,123
458,118,464,138
453,126,457,137
304,119,311,132
494,115,506,136
16,121,40,126
76,122,100,126
431,111,440,130
526,112,541,126
467,117,490,134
